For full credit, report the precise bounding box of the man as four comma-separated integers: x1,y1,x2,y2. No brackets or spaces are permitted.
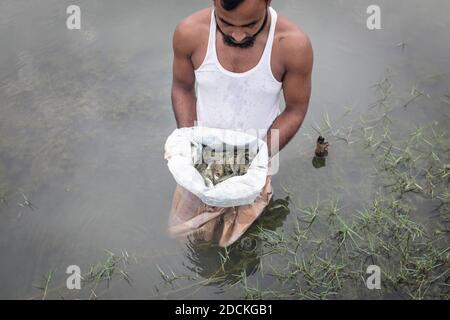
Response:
168,0,313,247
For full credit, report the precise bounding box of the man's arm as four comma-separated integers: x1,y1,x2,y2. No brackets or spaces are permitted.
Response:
171,21,197,128
266,32,313,157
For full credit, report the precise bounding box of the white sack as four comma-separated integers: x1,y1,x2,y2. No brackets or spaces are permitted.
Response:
164,127,269,207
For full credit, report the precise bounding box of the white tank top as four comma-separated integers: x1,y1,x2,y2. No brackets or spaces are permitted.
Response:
194,6,282,139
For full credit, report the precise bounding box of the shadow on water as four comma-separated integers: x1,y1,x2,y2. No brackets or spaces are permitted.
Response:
182,197,291,288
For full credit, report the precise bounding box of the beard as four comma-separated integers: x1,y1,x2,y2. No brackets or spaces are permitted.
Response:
221,33,257,48
216,8,268,49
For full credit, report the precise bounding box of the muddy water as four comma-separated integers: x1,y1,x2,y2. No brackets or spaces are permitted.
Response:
0,0,449,299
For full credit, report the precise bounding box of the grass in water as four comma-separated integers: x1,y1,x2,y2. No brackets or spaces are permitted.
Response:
29,72,449,300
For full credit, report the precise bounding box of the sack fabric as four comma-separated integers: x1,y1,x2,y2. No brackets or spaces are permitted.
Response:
164,127,269,207
164,127,272,247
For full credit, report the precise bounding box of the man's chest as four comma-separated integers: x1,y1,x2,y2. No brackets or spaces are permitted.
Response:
192,30,285,82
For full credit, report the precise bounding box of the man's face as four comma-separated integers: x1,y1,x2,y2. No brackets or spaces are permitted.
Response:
214,0,269,49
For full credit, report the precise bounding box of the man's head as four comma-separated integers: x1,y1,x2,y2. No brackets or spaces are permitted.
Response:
214,0,271,49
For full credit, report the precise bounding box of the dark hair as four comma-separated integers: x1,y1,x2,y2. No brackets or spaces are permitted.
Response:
220,0,245,11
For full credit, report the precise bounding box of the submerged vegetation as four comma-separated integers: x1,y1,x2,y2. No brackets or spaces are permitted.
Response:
152,73,449,300
27,74,450,300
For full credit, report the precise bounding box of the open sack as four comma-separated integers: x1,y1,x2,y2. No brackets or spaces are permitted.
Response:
164,127,269,207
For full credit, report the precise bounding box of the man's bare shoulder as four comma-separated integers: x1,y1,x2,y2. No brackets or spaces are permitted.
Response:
275,15,313,72
173,8,211,55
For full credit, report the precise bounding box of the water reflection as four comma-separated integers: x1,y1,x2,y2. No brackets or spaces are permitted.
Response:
312,156,327,169
183,197,291,287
